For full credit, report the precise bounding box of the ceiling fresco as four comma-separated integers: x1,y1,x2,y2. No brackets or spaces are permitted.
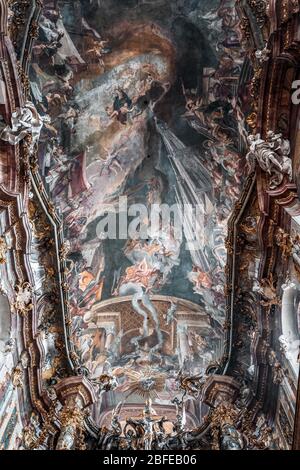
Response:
28,0,248,426
1,0,300,453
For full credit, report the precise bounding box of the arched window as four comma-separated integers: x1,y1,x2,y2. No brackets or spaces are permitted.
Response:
280,279,300,375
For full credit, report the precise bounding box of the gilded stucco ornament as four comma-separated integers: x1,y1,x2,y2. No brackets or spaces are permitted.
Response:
253,273,281,307
23,425,38,450
268,349,287,385
59,242,70,262
12,350,31,389
56,399,87,450
210,403,243,450
241,412,274,449
247,0,269,29
177,371,206,398
275,228,293,259
0,236,8,264
14,281,33,316
12,363,24,388
23,412,43,450
255,45,271,63
26,403,58,450
246,112,258,130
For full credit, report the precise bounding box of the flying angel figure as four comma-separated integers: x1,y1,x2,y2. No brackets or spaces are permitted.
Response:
164,301,178,325
99,146,127,176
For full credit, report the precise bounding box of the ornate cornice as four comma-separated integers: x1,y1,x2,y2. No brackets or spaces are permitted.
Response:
0,0,75,439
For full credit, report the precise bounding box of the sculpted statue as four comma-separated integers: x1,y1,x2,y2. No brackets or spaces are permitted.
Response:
255,46,271,63
122,428,137,450
0,102,49,154
126,399,167,450
97,402,122,450
220,424,244,450
246,132,292,189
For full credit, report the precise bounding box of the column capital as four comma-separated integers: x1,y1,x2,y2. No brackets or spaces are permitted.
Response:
55,376,97,408
202,375,241,408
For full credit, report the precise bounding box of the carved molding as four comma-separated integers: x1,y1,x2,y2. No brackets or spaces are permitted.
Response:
0,0,299,450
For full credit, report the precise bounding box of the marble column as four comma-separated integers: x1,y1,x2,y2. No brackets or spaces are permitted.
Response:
281,280,298,343
202,375,242,450
177,324,189,366
56,413,78,450
104,324,116,352
281,279,300,373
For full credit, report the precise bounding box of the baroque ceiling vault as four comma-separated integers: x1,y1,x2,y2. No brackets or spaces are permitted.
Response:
0,0,299,452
